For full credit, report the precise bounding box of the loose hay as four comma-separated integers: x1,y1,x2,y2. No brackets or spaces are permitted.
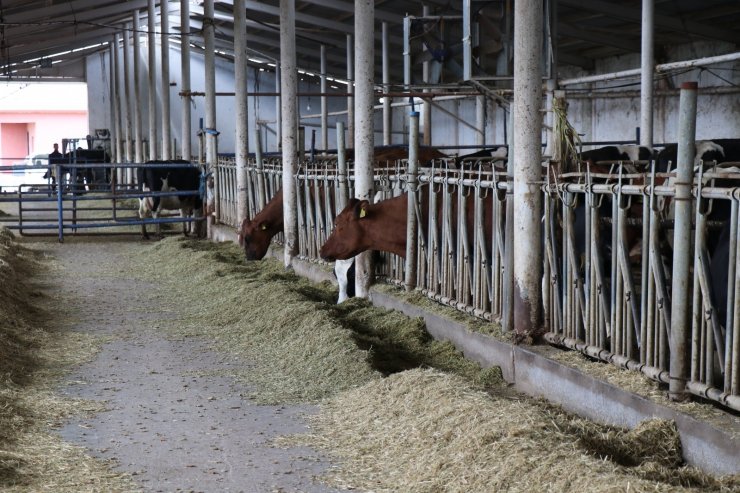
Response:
283,369,739,493
0,227,135,491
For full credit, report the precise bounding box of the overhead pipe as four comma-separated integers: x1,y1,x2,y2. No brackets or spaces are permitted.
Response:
512,0,543,340
280,0,299,267
234,0,249,226
133,11,144,164
180,0,192,160
669,81,698,402
161,0,172,160
354,0,375,298
147,0,158,160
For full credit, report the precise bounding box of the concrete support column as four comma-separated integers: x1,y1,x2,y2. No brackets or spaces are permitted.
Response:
234,0,249,225
320,45,328,152
669,81,698,401
280,0,299,267
204,0,217,166
382,22,391,146
180,0,192,160
133,11,144,164
346,34,354,149
147,0,158,160
354,0,375,298
640,0,654,147
161,0,172,160
122,24,133,167
512,0,543,339
405,112,420,290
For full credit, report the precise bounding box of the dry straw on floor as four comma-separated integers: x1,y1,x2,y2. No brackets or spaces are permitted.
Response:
0,228,136,491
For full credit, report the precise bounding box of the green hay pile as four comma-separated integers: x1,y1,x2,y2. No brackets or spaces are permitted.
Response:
284,369,739,493
0,228,135,491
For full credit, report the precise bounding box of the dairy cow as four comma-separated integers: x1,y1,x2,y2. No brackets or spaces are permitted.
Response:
137,160,203,240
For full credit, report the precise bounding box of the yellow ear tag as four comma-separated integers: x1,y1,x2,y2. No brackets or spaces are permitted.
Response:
260,224,268,230
359,208,367,218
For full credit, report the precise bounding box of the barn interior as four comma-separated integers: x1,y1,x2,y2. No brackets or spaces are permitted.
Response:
0,0,739,490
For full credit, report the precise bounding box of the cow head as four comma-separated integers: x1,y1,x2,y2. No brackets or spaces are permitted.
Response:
320,198,370,262
238,217,275,260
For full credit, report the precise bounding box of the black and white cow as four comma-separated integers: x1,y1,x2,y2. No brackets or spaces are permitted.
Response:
137,160,203,240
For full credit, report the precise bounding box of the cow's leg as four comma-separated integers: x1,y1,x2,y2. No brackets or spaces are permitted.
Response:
180,208,190,236
334,258,355,304
138,200,151,240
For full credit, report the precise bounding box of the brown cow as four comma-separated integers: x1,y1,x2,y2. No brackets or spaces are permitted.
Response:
237,189,283,260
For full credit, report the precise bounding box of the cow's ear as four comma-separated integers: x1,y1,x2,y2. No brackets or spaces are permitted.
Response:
354,200,370,219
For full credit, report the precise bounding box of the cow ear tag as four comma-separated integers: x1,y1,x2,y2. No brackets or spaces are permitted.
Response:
359,207,367,218
260,223,268,230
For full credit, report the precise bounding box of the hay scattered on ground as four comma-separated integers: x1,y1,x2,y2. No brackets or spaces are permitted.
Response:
282,369,739,493
0,227,136,491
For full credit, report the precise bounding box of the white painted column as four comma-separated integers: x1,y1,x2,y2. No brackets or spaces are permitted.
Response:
512,0,543,338
147,0,158,160
133,11,144,164
122,23,133,166
280,0,299,267
275,66,281,151
320,44,328,152
180,0,192,160
110,40,122,165
204,0,217,166
234,0,249,225
422,5,431,146
354,0,375,298
382,21,391,146
346,34,354,149
640,0,654,147
161,0,172,160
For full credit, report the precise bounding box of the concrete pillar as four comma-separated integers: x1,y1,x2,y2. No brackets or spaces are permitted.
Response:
512,0,543,339
204,0,217,166
405,112,420,290
353,0,375,298
382,22,391,146
147,0,158,160
280,0,299,267
133,11,144,164
234,0,249,225
640,0,654,147
669,81,698,401
346,34,354,149
320,44,328,152
161,0,172,160
180,0,192,160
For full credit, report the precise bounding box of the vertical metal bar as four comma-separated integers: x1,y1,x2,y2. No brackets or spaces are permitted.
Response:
403,16,411,91
320,44,328,152
180,0,192,160
512,0,543,338
463,0,472,81
640,0,654,148
732,205,740,394
354,0,375,298
346,34,355,149
235,0,249,226
147,0,158,160
422,5,432,146
110,40,122,166
336,121,348,212
476,96,486,147
161,0,171,160
56,163,64,243
275,66,281,151
405,112,420,291
725,201,738,391
382,22,391,146
502,109,515,332
255,127,265,210
133,11,144,164
122,24,133,166
280,0,299,267
669,81,698,401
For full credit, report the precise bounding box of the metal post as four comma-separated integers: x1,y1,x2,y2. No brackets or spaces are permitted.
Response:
161,0,171,160
147,0,158,160
475,95,485,147
669,81,698,401
405,112,420,290
422,5,432,146
110,40,122,166
234,0,249,225
122,24,133,167
133,11,144,164
254,126,265,210
204,0,217,167
275,66,281,151
502,108,515,332
382,22,391,146
180,0,192,160
320,44,328,152
463,0,472,81
346,34,354,149
354,0,375,298
403,16,411,92
640,0,654,148
336,121,348,212
513,0,543,339
280,0,299,267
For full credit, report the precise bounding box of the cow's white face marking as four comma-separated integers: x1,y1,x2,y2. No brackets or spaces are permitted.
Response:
334,258,354,304
490,147,508,160
695,141,724,166
616,145,642,162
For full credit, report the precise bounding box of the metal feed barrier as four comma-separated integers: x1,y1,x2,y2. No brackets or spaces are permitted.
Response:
214,154,740,411
0,162,204,242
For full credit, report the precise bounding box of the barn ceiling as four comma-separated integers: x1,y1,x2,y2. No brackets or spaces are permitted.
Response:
0,0,738,84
